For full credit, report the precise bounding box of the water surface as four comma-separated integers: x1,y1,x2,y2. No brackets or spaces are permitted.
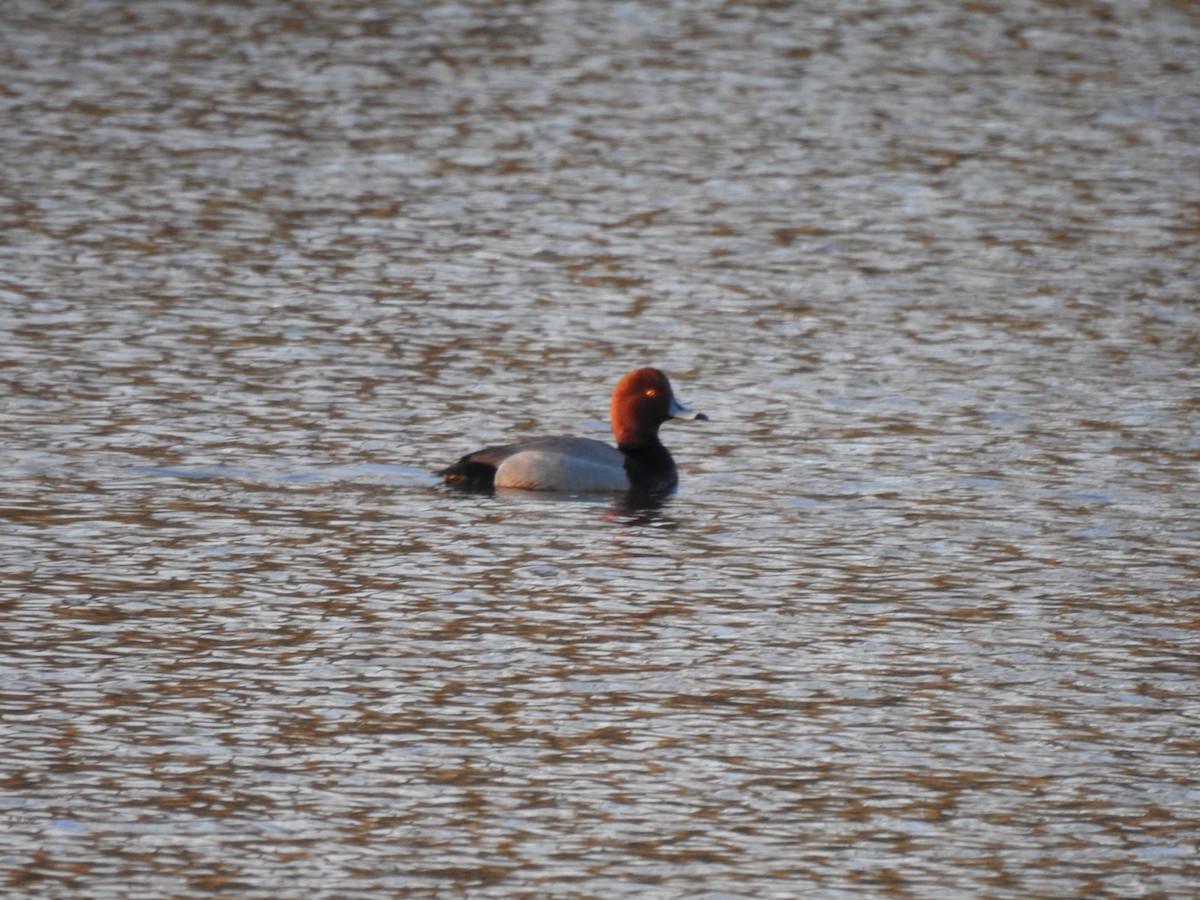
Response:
2,1,1199,896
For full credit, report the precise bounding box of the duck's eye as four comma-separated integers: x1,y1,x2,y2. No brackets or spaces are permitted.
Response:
645,388,658,398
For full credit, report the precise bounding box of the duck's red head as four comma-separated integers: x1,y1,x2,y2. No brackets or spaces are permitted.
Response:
610,367,706,449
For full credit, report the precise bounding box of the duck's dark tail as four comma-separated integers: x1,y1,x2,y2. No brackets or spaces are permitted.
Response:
439,455,499,490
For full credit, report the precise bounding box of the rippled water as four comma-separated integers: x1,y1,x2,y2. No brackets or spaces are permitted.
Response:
3,0,1199,896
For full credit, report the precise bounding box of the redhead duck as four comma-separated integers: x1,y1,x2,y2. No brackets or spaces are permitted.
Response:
441,367,707,493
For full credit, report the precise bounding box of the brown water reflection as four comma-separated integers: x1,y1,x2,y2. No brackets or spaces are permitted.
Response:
3,0,1200,896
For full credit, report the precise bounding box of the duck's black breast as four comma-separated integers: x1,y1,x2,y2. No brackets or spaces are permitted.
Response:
620,443,678,494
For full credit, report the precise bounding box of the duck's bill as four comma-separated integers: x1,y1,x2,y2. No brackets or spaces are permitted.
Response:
669,397,709,421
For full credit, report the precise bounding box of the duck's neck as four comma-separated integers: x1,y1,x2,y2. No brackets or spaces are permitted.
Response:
613,422,662,450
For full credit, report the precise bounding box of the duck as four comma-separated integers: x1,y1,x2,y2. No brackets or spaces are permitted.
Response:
440,367,707,493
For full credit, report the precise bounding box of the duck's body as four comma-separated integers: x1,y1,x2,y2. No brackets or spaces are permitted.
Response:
440,368,706,493
444,435,679,493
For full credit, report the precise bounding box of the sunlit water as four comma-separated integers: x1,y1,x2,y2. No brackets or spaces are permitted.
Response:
3,1,1199,896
